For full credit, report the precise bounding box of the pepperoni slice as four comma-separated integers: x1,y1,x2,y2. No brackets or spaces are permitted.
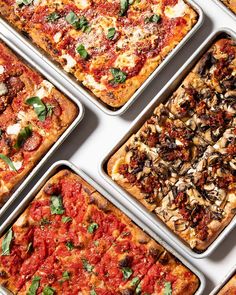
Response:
42,97,62,117
23,132,42,152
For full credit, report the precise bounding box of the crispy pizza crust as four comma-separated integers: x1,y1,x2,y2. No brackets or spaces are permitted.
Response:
221,0,236,14
217,274,236,295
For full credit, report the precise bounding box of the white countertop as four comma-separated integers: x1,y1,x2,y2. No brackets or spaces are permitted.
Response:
1,1,236,294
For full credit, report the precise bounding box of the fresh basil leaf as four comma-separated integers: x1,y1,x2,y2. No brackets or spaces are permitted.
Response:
27,276,41,295
130,277,140,287
164,282,172,295
107,28,116,40
88,222,99,234
46,12,60,22
76,44,89,59
50,195,65,215
62,271,70,280
121,267,133,280
16,0,33,6
90,290,97,295
0,154,17,171
82,258,94,273
145,14,160,23
135,283,142,295
62,216,72,224
42,286,55,295
66,241,74,251
26,96,52,122
110,68,127,84
120,0,129,16
66,11,89,31
14,125,32,150
1,228,13,256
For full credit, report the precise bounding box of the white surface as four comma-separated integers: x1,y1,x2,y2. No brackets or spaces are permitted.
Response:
0,1,235,294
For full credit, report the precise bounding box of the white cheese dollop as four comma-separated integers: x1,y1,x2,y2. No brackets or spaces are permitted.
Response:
164,0,187,18
61,54,77,72
6,123,21,136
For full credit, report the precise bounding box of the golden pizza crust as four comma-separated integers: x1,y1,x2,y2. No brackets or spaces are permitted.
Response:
217,274,236,295
221,0,236,14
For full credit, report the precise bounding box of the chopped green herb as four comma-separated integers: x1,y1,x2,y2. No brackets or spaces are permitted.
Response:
26,96,53,121
145,14,160,23
135,283,142,295
65,11,89,31
62,271,70,280
130,277,140,287
40,218,51,226
16,0,33,7
14,125,32,150
121,267,133,280
164,282,172,295
110,68,127,84
66,241,74,251
88,222,99,234
50,195,65,215
62,216,72,224
90,290,97,295
27,276,41,295
120,0,129,16
107,28,116,40
0,154,17,171
76,44,89,59
46,12,60,22
94,240,99,247
42,286,55,295
82,258,94,273
1,228,13,256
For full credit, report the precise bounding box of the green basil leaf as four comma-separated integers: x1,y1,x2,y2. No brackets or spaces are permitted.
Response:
66,241,74,251
121,267,133,280
1,228,13,256
90,290,97,295
14,125,32,150
135,283,142,294
42,286,55,295
82,258,94,273
107,28,116,40
26,96,49,121
66,11,89,31
145,14,160,23
110,68,127,84
130,276,140,287
0,154,17,171
17,0,33,6
62,216,72,224
27,276,41,295
46,12,60,22
65,11,79,25
164,282,172,295
76,44,89,59
87,222,99,234
62,271,70,280
120,0,129,16
50,195,65,215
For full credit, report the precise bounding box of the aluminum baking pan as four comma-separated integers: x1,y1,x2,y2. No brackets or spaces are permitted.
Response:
0,34,84,217
99,28,236,259
209,265,236,294
212,0,236,20
0,0,203,116
0,160,206,295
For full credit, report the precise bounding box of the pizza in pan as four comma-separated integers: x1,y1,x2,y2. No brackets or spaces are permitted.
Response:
221,0,236,14
217,273,236,295
107,38,236,252
0,0,198,108
0,169,199,294
0,41,78,207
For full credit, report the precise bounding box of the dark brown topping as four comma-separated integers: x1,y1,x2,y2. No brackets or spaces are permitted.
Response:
119,256,132,268
44,183,61,195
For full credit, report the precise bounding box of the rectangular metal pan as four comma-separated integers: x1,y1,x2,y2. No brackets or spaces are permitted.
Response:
212,0,236,20
210,265,236,294
0,0,203,116
99,28,236,259
0,34,84,217
0,160,206,295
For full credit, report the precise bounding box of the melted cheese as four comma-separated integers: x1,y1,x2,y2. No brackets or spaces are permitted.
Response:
164,0,187,18
35,80,54,98
74,0,90,9
83,75,106,91
114,51,137,69
10,161,23,171
61,54,77,72
6,123,21,136
53,32,62,43
0,65,5,74
0,82,8,96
